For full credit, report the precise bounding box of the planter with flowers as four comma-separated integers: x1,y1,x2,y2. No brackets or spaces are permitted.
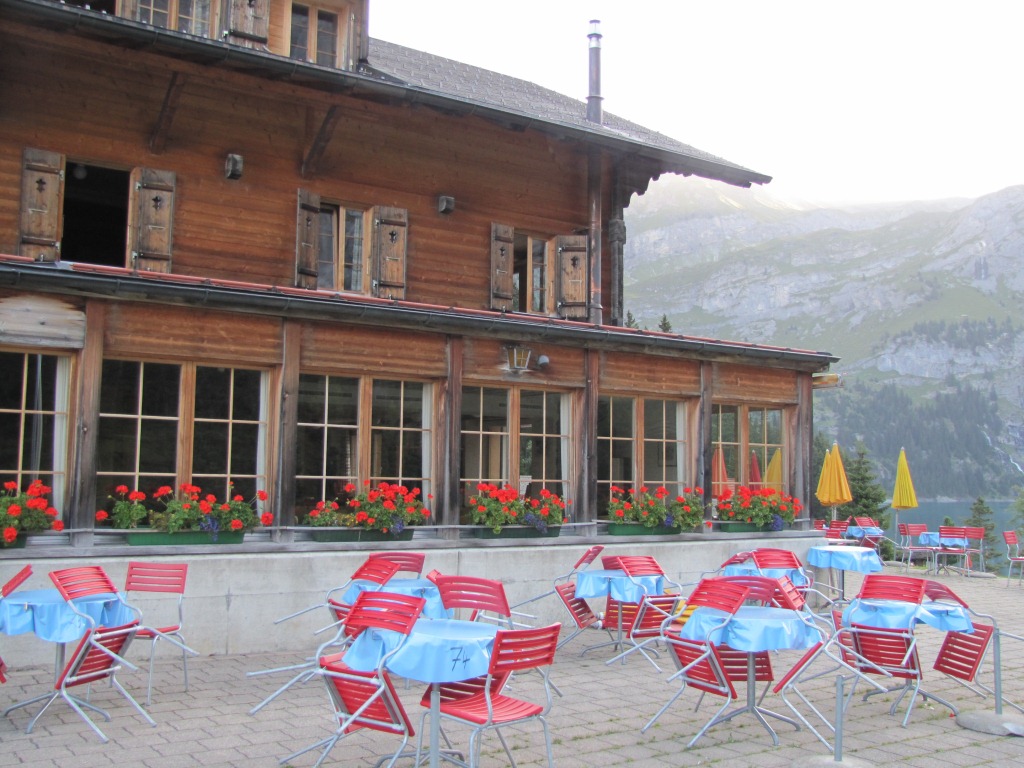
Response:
2,479,65,548
715,486,800,532
300,481,432,542
466,483,568,538
605,485,705,535
120,483,271,545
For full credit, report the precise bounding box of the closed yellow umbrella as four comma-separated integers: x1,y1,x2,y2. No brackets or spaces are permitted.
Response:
817,442,853,521
764,448,783,491
892,447,918,532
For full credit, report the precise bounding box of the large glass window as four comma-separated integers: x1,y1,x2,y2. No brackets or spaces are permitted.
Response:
461,387,509,495
96,361,268,509
512,233,549,314
97,360,181,505
135,0,211,37
0,351,70,510
295,374,358,507
712,404,787,495
291,4,342,67
596,395,634,514
642,398,687,491
370,380,431,493
518,390,568,498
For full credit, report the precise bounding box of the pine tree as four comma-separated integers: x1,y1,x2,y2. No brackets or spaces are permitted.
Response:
845,446,894,559
624,311,640,329
964,496,998,572
658,314,673,332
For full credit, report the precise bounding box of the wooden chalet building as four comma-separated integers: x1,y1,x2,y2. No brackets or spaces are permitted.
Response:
0,0,836,549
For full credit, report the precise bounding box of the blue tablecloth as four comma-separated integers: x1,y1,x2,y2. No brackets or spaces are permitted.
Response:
842,598,973,632
807,545,884,574
722,563,810,587
919,532,968,548
341,578,450,620
678,605,820,652
846,526,884,539
342,617,498,683
574,569,664,602
0,589,135,643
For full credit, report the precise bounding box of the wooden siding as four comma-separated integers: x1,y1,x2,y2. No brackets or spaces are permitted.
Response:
599,350,702,395
462,337,586,388
300,322,447,377
0,293,86,349
103,303,283,365
713,362,799,404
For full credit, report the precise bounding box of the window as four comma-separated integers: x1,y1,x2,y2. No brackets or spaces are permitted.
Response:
294,375,432,509
490,225,587,319
642,398,688,491
512,233,548,313
19,149,176,271
291,4,343,67
135,0,212,36
712,404,787,495
96,361,268,509
596,396,634,514
296,193,406,297
316,204,366,292
460,386,569,506
0,351,70,511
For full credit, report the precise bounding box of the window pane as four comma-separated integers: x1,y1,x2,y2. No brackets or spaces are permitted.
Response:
372,380,402,427
297,374,325,424
317,205,337,290
231,423,259,475
530,238,546,312
192,421,228,475
315,10,338,67
140,363,180,417
295,373,358,504
138,419,178,473
101,359,139,414
326,376,358,423
290,5,310,60
177,0,210,36
343,209,364,291
195,367,230,420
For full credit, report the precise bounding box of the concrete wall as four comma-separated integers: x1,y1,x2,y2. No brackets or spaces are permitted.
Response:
0,534,820,667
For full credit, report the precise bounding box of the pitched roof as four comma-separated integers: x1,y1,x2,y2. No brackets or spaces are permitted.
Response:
366,38,771,188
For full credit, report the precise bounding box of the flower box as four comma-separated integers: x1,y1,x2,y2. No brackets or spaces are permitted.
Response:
469,526,561,539
126,529,246,545
6,533,28,548
606,523,683,536
717,521,769,533
310,528,414,542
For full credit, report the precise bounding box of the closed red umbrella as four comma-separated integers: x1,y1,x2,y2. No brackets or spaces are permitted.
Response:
712,445,733,497
749,451,763,489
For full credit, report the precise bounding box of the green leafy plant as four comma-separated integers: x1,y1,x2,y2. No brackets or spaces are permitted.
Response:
607,485,705,529
2,479,64,546
467,483,568,533
147,483,271,535
100,485,150,529
716,486,800,530
302,481,432,535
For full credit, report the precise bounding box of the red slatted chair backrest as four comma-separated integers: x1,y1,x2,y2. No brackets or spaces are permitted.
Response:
59,621,139,689
351,558,401,586
857,574,925,604
124,561,188,596
686,578,750,614
933,624,994,683
488,623,561,676
367,552,425,577
2,564,32,597
850,624,920,679
434,575,511,621
343,591,425,637
618,555,666,578
906,523,928,536
717,575,778,606
50,565,119,602
554,582,600,631
572,545,604,572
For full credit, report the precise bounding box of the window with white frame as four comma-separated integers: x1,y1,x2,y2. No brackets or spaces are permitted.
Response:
295,374,358,507
596,395,634,516
0,350,70,511
369,380,431,495
711,404,787,496
642,398,689,493
291,3,345,67
316,203,366,292
135,0,212,37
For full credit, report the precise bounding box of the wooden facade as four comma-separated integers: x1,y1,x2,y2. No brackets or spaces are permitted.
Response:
0,0,835,549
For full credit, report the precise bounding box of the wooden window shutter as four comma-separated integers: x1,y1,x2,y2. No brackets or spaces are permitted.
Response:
128,168,176,273
295,189,321,289
555,234,589,319
223,0,269,48
19,148,64,262
371,206,408,299
489,223,514,311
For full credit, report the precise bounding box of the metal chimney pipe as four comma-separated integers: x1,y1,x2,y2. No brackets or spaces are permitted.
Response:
587,19,603,124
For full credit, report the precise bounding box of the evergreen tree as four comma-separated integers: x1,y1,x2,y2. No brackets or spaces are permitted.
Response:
658,314,673,332
624,310,640,329
964,496,998,572
845,445,893,559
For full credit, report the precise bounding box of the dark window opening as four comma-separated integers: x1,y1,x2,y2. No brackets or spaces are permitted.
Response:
65,0,117,13
63,163,129,267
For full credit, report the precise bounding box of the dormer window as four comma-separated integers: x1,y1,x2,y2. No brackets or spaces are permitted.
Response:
291,4,341,67
132,0,212,37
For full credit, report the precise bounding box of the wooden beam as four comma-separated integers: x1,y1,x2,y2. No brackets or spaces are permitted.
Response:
149,72,187,154
301,105,342,178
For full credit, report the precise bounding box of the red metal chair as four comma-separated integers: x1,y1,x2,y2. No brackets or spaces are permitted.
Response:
22,620,156,742
553,581,609,651
600,554,624,570
640,578,751,746
2,564,32,597
898,523,936,572
813,518,826,530
933,623,995,698
0,655,7,684
603,593,682,670
421,623,561,768
432,574,513,626
1003,531,1024,586
936,525,969,573
856,574,925,604
251,557,402,713
367,551,426,577
49,565,139,626
280,591,425,768
512,545,605,613
124,561,196,705
963,526,986,574
852,516,883,550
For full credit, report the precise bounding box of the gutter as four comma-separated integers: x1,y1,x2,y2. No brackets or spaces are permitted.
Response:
0,260,837,370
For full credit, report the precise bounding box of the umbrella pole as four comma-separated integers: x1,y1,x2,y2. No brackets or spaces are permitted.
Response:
830,504,837,523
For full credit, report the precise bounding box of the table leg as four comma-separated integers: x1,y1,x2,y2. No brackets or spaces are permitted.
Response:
429,683,440,768
704,654,801,746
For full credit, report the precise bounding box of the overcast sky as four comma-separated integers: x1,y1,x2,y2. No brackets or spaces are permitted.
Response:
370,1,1023,206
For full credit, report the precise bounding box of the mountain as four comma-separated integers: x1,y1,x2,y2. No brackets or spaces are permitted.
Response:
623,178,1024,499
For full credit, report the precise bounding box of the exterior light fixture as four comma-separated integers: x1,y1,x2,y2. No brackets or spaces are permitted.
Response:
437,195,455,214
812,372,844,390
507,345,532,371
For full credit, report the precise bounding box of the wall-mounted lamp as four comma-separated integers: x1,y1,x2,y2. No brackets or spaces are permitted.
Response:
507,345,532,371
437,195,456,214
224,153,244,180
812,372,844,390
536,354,550,369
